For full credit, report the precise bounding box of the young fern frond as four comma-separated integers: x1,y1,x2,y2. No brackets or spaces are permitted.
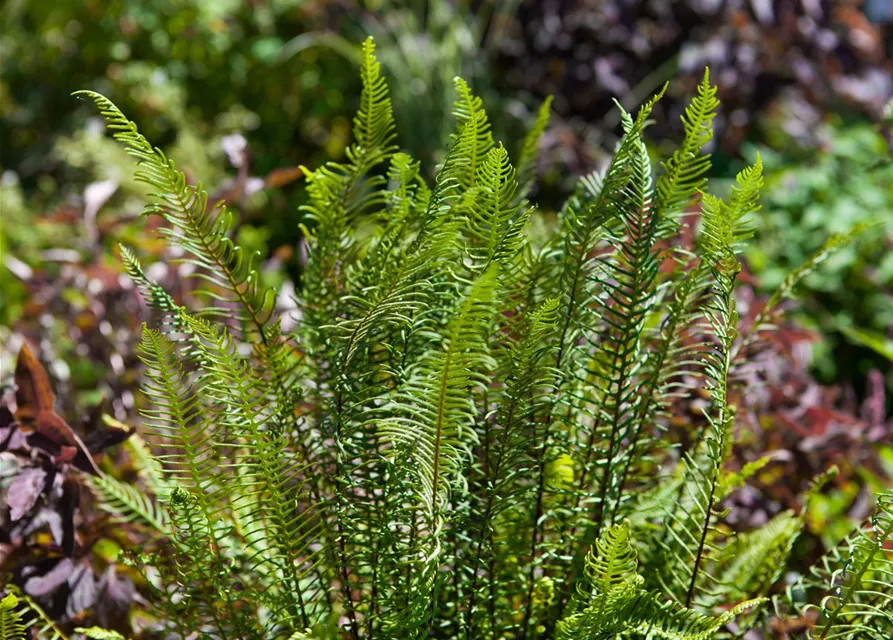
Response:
582,131,659,547
300,36,397,359
557,522,764,640
464,143,531,268
654,68,719,234
451,77,495,188
464,297,561,637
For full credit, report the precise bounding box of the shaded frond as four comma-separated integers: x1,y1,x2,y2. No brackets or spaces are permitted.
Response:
379,265,500,514
515,96,553,202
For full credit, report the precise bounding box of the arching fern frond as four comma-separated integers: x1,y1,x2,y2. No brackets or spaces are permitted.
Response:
87,471,170,535
379,265,500,515
73,91,275,339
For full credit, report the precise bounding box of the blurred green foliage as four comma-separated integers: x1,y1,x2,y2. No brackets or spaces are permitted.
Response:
1,0,358,248
743,120,893,384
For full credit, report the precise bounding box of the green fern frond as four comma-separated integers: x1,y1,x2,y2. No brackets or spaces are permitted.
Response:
451,77,494,188
350,36,397,166
300,36,398,359
0,594,25,640
176,309,324,631
74,91,275,338
380,265,500,514
4,588,68,640
558,522,764,639
716,510,803,602
652,159,764,609
655,68,719,233
167,486,260,637
809,490,893,639
464,143,531,267
87,471,170,535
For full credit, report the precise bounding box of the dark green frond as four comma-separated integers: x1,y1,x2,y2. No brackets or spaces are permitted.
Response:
515,96,553,202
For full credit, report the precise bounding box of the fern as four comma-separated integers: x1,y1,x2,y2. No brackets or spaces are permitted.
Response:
0,594,25,640
515,96,553,203
557,522,763,639
805,490,893,639
71,42,890,640
2,589,68,640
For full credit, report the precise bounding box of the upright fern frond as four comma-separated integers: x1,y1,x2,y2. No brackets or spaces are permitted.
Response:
451,77,495,188
464,143,531,267
515,96,553,202
351,37,398,167
177,310,325,631
464,297,561,637
655,68,719,234
655,159,764,608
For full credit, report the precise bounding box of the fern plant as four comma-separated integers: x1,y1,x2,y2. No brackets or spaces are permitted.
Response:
58,36,892,639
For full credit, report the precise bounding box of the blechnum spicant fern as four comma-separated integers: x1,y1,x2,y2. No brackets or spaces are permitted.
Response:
68,36,892,639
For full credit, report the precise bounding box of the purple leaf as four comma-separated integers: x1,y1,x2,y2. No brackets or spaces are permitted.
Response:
8,466,46,521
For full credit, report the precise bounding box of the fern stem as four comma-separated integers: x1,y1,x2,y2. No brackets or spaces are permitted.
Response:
684,466,719,609
335,515,361,640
